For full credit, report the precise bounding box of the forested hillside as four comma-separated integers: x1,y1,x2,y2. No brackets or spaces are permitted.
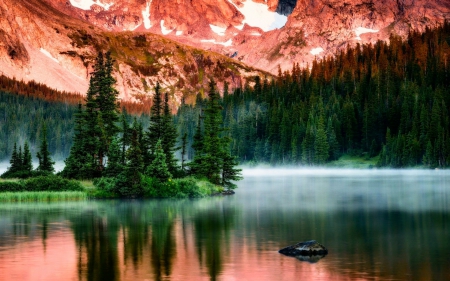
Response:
177,22,450,168
0,75,150,160
0,91,76,160
2,23,450,168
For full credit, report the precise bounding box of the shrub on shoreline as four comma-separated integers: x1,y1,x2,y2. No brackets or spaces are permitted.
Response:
0,176,84,192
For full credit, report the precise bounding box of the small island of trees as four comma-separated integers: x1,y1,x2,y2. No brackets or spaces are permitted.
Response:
0,52,242,200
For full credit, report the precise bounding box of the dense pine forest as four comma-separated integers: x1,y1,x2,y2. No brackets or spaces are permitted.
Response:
177,22,450,168
1,23,450,169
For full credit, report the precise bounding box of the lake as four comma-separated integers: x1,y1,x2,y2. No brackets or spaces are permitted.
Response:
0,169,449,280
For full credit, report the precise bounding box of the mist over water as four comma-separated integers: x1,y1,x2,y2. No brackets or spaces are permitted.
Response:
1,169,449,280
240,168,450,212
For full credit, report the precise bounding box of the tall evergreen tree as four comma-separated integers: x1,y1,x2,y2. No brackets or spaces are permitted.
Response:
314,116,329,164
162,92,179,175
7,143,20,174
22,142,33,173
62,51,120,178
36,124,55,173
145,83,164,166
62,104,93,179
115,119,144,197
146,139,172,182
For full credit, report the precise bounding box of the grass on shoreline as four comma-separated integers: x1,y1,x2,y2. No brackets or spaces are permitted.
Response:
0,191,87,202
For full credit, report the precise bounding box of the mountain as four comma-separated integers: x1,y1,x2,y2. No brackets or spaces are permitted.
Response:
1,0,449,103
44,0,450,73
0,0,268,105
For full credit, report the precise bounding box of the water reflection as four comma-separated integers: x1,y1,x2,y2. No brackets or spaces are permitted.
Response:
0,170,449,280
194,204,235,280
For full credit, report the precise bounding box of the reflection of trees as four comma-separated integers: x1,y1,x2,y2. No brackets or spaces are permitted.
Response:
194,202,235,281
120,202,150,268
150,214,176,281
71,209,120,281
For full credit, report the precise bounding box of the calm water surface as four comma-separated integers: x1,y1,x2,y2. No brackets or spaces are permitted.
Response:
0,169,449,281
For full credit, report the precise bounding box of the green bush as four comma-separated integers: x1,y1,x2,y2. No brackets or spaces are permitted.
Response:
23,176,84,192
142,176,222,198
93,177,117,192
0,181,25,192
1,170,53,179
89,177,119,199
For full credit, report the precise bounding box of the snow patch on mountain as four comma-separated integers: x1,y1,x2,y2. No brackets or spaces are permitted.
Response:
142,1,152,29
40,48,59,63
227,0,287,32
161,20,174,35
201,39,233,47
69,0,113,11
210,24,227,36
354,27,379,40
310,47,324,55
176,30,183,36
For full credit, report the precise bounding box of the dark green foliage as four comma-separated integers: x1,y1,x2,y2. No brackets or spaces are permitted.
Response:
162,92,179,175
145,82,164,165
36,124,55,173
104,138,124,177
0,181,25,192
175,22,450,168
187,79,242,187
7,143,21,174
221,153,242,189
23,176,84,191
62,51,120,178
91,177,119,198
146,139,172,182
115,120,144,197
180,133,188,173
22,142,33,173
1,142,34,179
142,176,221,198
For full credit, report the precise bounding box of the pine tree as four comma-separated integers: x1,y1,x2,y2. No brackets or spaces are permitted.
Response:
221,145,242,189
190,79,241,187
62,52,120,178
180,133,188,173
145,83,164,166
194,79,223,185
105,137,123,177
4,143,21,176
120,112,131,165
162,92,179,175
62,104,92,179
146,139,172,182
115,119,144,197
314,116,329,164
22,142,33,173
36,124,55,173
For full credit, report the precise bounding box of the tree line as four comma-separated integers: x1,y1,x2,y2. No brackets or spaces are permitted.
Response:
176,22,450,168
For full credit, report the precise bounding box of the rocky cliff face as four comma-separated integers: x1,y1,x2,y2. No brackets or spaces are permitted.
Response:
0,0,267,106
49,0,449,73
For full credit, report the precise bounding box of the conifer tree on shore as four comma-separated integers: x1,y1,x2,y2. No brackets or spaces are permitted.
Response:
36,124,55,173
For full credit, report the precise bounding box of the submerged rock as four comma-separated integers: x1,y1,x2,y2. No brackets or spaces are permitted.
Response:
222,190,235,195
278,240,328,257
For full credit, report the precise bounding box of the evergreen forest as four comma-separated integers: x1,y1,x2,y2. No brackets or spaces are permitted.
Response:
177,22,450,168
1,23,450,171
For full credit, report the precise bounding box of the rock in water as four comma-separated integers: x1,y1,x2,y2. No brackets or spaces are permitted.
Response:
278,240,328,256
